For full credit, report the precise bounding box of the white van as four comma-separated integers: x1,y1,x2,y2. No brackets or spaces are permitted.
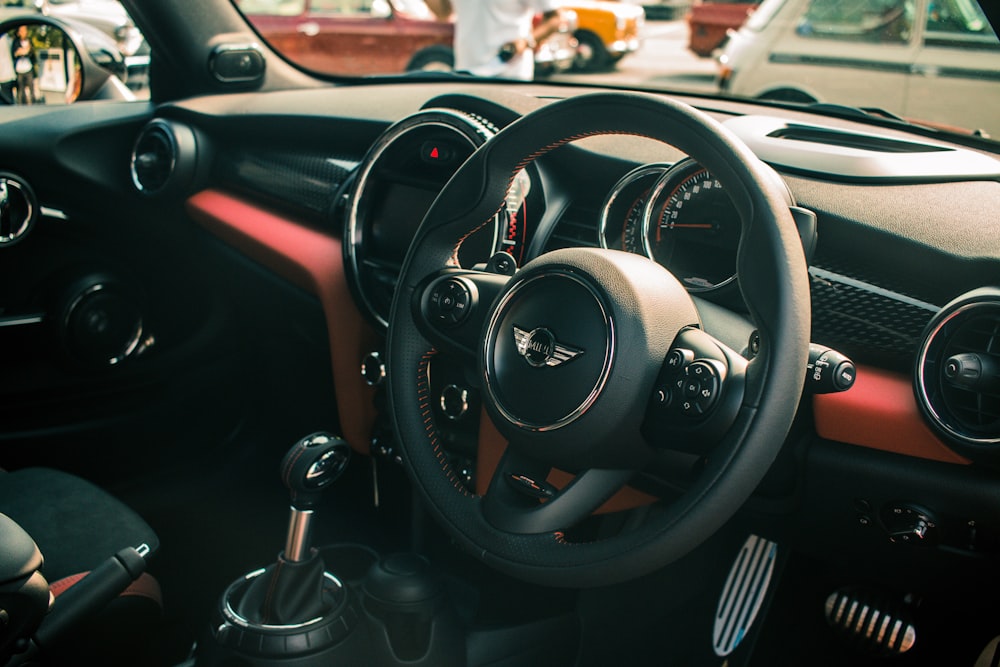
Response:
717,0,1000,137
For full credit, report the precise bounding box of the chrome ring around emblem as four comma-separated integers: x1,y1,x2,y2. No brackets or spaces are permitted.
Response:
483,270,614,432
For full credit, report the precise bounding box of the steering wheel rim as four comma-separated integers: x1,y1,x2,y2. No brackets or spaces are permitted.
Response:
386,92,810,588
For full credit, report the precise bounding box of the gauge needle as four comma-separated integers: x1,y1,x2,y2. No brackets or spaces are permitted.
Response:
667,223,715,229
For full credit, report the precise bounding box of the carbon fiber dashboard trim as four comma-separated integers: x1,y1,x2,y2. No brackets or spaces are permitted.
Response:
219,151,358,222
810,266,939,370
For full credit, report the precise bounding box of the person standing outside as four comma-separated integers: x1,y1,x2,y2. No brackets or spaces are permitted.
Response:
425,0,565,81
10,25,36,105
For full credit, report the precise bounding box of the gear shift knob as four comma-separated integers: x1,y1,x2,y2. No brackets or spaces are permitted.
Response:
280,432,350,562
281,432,351,510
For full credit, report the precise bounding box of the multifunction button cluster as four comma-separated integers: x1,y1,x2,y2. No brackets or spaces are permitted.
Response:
427,277,473,326
656,348,725,418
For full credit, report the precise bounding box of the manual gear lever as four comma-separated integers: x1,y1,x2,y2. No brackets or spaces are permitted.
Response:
280,432,351,562
231,432,351,626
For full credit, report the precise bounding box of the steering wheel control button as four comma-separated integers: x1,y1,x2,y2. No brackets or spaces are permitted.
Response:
655,387,672,407
671,360,721,416
485,251,517,276
427,277,473,326
666,348,693,370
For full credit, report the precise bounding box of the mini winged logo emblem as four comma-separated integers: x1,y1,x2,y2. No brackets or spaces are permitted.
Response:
513,326,583,368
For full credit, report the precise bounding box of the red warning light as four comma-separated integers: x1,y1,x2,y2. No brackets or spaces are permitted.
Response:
421,141,454,164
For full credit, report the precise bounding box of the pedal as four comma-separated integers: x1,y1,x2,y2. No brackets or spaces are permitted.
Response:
712,534,779,657
824,586,917,655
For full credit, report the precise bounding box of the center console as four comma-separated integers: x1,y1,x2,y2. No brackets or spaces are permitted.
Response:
195,433,465,667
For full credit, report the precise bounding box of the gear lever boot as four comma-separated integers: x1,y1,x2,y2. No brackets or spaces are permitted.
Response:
199,433,372,667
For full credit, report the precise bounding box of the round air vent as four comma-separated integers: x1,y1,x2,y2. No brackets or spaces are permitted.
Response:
130,119,197,196
0,172,37,247
916,287,1000,459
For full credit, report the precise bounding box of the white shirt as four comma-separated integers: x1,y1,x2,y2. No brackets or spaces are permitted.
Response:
450,0,562,80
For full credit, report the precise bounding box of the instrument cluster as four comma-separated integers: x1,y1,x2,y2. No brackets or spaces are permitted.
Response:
599,158,741,293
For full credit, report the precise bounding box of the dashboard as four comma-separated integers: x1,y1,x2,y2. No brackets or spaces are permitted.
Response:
121,80,1000,569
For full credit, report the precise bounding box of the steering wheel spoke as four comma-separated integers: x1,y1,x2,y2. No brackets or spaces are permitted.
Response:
641,327,749,456
482,444,635,535
412,268,512,357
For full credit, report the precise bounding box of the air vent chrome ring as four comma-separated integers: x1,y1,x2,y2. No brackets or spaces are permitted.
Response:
0,173,37,247
915,287,1000,456
130,119,197,196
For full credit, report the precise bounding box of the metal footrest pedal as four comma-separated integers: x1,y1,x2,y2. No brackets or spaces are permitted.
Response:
824,586,917,655
712,534,779,658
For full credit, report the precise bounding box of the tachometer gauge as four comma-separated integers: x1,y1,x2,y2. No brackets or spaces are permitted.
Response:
599,163,671,255
644,159,740,292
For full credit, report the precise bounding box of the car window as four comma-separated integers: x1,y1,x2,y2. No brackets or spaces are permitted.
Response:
311,0,389,18
239,0,306,16
925,0,997,45
796,0,914,44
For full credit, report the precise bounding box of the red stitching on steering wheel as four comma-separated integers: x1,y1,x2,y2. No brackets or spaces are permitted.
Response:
417,349,474,497
450,130,654,264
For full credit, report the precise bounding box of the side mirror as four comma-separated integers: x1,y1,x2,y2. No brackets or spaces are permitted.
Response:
0,16,136,105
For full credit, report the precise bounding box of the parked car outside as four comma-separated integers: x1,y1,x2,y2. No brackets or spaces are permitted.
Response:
238,0,456,75
687,0,758,56
717,0,1000,136
570,0,645,71
239,0,578,77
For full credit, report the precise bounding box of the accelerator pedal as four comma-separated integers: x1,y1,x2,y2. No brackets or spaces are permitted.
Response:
824,586,917,655
712,534,779,657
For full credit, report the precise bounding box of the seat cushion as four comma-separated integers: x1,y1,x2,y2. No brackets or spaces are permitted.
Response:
0,467,160,581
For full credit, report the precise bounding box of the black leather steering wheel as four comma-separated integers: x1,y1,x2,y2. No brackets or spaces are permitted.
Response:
386,92,810,588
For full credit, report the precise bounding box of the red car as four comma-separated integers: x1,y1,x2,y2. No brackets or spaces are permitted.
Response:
687,0,758,57
239,0,577,76
237,0,455,75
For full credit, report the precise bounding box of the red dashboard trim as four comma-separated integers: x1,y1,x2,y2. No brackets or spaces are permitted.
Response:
813,364,969,465
184,192,965,480
186,189,378,454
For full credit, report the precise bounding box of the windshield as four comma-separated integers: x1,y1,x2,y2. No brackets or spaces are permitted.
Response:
234,0,1000,140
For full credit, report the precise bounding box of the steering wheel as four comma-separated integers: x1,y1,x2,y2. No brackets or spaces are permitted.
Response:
386,92,810,588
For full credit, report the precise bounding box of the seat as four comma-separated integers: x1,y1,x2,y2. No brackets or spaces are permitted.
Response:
0,467,162,667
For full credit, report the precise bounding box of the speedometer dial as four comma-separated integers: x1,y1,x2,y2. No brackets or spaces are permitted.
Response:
644,159,740,292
